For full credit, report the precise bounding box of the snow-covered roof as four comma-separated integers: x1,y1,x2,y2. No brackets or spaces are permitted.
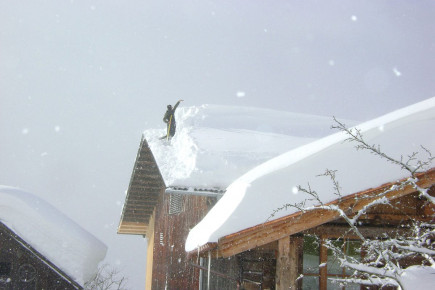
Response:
119,105,356,235
185,97,435,252
0,186,107,285
144,105,354,190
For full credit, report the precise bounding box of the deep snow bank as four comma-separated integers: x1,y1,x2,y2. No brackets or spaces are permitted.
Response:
185,97,435,252
144,105,351,189
0,186,107,285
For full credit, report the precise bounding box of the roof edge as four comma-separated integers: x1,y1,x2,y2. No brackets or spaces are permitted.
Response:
0,222,83,289
118,136,165,234
166,186,225,197
191,167,435,257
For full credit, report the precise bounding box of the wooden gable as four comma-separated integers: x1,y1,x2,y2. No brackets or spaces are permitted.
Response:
118,136,165,235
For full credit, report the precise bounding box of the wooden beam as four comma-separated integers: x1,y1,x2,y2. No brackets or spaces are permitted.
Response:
289,236,302,290
117,221,148,235
276,236,291,290
276,236,302,290
216,169,435,258
319,237,327,290
302,224,409,239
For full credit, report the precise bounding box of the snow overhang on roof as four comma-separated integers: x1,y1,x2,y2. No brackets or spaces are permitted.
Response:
119,105,346,235
197,169,435,258
118,136,227,236
0,222,83,289
143,105,350,189
185,97,435,256
0,186,107,285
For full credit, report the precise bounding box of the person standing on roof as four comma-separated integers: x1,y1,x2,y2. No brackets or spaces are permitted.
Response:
163,99,183,139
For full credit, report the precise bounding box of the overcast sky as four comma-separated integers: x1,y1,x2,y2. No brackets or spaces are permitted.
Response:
1,1,434,289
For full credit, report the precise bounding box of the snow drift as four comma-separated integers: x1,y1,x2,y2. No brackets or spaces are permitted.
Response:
0,186,107,285
185,97,435,252
143,104,354,189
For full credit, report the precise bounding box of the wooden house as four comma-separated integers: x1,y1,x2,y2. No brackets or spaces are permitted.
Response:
182,99,435,289
0,222,82,289
118,138,435,290
186,169,435,290
118,98,435,289
118,137,224,289
118,137,435,290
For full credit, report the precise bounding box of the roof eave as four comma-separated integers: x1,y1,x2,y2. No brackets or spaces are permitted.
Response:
191,168,435,258
118,136,165,235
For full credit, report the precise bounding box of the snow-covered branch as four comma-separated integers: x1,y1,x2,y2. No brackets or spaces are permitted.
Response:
274,118,435,289
332,117,434,176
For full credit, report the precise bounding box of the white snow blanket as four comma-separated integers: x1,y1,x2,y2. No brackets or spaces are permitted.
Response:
0,186,107,285
144,105,352,189
185,97,435,251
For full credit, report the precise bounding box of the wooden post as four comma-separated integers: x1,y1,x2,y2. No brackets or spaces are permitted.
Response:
276,236,301,289
207,251,211,290
319,237,328,290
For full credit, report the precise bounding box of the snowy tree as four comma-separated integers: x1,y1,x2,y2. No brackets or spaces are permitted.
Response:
275,118,435,289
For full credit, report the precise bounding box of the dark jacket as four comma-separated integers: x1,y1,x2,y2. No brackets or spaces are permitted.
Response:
163,100,181,137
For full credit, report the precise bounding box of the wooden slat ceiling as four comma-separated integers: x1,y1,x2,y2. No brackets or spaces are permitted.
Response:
118,136,165,235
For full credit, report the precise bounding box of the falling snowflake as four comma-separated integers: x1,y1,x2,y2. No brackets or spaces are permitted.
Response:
236,91,246,98
393,67,402,77
292,186,299,194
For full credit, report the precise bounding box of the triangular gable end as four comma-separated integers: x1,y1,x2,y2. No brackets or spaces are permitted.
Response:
118,136,166,235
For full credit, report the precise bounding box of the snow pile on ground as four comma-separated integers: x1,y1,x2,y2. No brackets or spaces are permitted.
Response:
144,104,352,189
400,265,435,289
185,97,435,252
0,186,107,285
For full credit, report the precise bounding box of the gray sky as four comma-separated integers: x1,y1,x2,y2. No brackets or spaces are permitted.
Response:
1,1,434,288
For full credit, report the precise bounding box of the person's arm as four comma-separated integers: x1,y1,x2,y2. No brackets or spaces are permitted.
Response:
173,99,183,111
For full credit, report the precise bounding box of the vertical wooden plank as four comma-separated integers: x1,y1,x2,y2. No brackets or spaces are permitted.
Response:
289,236,302,289
276,236,291,290
319,237,327,290
145,211,155,290
276,235,302,289
152,191,213,289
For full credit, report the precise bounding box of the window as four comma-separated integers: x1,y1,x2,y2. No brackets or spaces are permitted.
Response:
326,240,361,290
168,193,183,215
302,236,320,289
302,236,362,290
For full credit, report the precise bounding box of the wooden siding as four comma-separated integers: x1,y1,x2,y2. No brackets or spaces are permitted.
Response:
118,136,165,235
152,190,216,289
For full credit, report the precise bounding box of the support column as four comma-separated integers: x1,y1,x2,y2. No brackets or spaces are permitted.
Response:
207,251,211,290
276,235,301,289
